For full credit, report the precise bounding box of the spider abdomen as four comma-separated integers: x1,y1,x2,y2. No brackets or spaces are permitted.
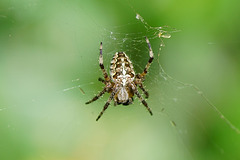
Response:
110,52,135,83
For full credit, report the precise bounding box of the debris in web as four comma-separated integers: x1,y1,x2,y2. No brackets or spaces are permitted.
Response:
135,12,240,134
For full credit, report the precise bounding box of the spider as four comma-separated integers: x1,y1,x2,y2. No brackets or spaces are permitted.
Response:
86,37,154,121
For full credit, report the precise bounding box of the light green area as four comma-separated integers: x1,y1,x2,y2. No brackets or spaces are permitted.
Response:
1,0,240,160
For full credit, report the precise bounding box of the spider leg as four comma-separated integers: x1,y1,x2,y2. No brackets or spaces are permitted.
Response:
138,82,149,98
98,78,105,84
113,96,118,106
99,42,110,82
130,83,153,115
96,88,118,121
85,88,107,104
134,75,149,98
140,37,154,78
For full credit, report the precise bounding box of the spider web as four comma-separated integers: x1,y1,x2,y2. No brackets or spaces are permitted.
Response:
1,1,240,160
61,11,240,159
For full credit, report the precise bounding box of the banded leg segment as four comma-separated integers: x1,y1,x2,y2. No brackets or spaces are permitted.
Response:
140,37,154,78
99,42,110,82
96,88,118,121
135,74,149,98
138,82,149,98
130,83,153,115
98,77,105,84
85,88,107,104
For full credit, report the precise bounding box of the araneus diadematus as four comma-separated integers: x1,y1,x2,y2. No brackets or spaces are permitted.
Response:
86,37,154,121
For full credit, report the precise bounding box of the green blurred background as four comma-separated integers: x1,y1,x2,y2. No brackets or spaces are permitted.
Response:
1,0,240,160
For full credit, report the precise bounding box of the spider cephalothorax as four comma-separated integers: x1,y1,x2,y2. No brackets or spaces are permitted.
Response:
86,37,154,121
